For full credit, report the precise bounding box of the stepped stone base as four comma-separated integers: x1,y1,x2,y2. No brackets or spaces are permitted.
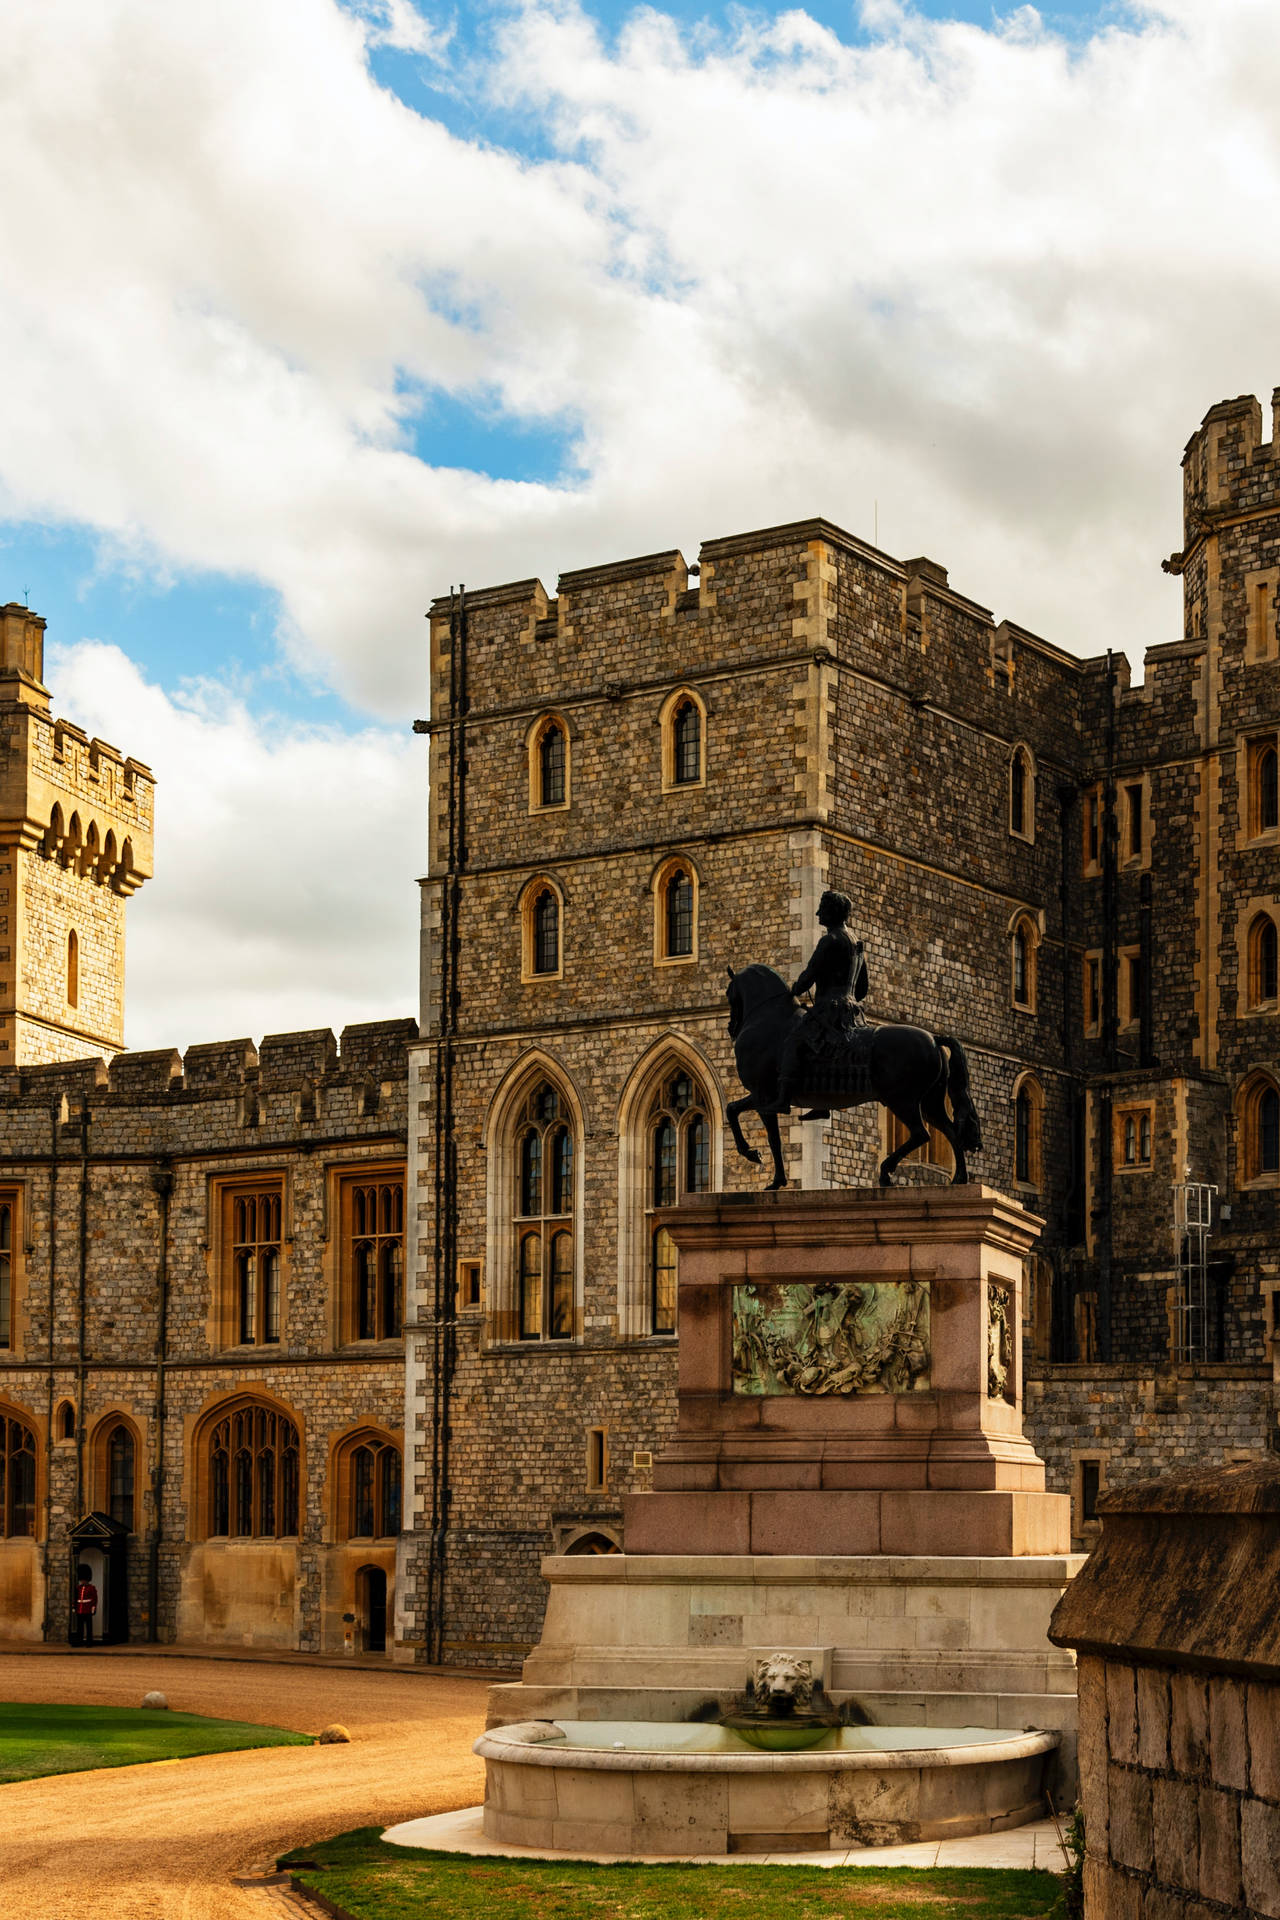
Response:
489,1549,1085,1793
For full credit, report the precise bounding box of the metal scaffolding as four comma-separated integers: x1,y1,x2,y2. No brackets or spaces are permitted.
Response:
1172,1182,1217,1362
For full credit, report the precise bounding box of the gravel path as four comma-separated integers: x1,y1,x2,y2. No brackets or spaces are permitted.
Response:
0,1651,490,1920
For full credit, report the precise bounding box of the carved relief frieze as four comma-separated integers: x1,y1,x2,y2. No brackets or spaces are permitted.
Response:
987,1281,1014,1402
731,1278,930,1397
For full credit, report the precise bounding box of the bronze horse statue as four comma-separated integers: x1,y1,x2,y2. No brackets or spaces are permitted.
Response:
725,964,982,1190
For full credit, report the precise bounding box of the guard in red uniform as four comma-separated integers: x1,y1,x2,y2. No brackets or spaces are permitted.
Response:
74,1563,98,1646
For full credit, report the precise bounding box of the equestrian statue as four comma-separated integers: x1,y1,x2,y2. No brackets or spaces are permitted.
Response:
725,889,982,1191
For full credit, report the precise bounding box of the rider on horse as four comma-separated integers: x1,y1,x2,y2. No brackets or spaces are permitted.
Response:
777,889,869,1112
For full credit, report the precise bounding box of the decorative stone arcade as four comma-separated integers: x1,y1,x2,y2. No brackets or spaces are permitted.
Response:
489,1188,1084,1788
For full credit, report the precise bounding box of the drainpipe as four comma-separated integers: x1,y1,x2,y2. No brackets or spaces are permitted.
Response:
1097,657,1119,1363
74,1102,90,1519
147,1160,173,1642
40,1101,59,1641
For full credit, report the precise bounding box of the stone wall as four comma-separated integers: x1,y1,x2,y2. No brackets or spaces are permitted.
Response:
1049,1458,1280,1918
0,1017,413,1651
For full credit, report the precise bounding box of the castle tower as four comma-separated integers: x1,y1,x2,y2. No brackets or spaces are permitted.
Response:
0,603,154,1066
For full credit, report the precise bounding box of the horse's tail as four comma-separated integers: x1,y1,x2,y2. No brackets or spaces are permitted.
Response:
935,1034,983,1152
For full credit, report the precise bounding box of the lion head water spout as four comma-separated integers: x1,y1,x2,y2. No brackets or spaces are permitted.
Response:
696,1655,871,1753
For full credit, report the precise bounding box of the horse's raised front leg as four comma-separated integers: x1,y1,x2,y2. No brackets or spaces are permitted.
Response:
878,1102,930,1187
726,1094,762,1166
762,1107,788,1190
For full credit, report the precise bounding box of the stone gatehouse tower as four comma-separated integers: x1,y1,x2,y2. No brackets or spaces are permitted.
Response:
399,389,1280,1669
0,602,154,1066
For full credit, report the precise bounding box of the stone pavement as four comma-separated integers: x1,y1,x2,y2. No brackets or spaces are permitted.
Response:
388,1805,1071,1871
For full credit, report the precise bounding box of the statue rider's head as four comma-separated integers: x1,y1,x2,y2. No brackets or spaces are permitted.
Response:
817,889,852,929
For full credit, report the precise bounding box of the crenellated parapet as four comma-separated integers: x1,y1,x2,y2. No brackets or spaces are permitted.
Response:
0,602,155,1067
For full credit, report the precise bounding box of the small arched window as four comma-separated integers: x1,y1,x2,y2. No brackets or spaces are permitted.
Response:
1261,746,1279,832
539,722,566,808
1009,747,1033,840
1248,913,1279,1008
673,701,702,785
514,1082,575,1341
528,714,570,812
207,1400,299,1539
522,880,563,980
655,859,697,964
661,688,707,791
67,930,78,1009
107,1424,135,1531
645,1068,711,1335
1,1411,36,1538
56,1400,75,1441
1011,1075,1043,1187
1011,919,1036,1011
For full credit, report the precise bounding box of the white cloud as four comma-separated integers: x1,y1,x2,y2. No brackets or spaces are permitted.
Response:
46,641,422,1051
7,0,1280,1034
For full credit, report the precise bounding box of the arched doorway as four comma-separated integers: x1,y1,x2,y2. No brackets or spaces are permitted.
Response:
357,1564,387,1653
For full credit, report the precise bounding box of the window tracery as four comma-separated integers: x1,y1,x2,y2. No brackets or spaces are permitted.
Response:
514,1081,575,1341
644,1068,710,1335
0,1411,36,1538
207,1400,300,1539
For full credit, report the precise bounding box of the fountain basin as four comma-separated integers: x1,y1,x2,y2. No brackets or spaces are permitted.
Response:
477,1719,1060,1855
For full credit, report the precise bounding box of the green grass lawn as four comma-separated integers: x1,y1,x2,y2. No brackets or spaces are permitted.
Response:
279,1828,1067,1920
0,1701,312,1783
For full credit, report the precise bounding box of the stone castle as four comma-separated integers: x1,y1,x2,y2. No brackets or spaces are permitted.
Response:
0,389,1276,1662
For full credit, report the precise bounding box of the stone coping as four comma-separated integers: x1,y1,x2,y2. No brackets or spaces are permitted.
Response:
537,1552,1086,1584
660,1185,1044,1256
382,1805,1070,1869
476,1721,1059,1775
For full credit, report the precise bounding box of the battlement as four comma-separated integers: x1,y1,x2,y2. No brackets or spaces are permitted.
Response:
6,1018,417,1111
1180,388,1280,533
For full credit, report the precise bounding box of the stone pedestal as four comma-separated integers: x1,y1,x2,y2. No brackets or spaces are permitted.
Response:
490,1188,1082,1795
625,1187,1070,1558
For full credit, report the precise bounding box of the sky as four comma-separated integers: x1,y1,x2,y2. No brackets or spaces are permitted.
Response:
3,0,1279,1051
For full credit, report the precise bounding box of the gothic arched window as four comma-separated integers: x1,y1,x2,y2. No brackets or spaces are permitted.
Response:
645,1068,711,1334
107,1424,135,1531
339,1432,402,1540
207,1400,300,1539
1009,746,1034,841
514,1081,575,1341
1,1411,36,1538
1011,917,1037,1011
232,1188,282,1346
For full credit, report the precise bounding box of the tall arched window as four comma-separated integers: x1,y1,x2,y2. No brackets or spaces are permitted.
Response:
350,1178,404,1340
660,688,707,791
528,714,570,812
66,930,78,1009
654,858,697,963
645,1068,711,1334
522,879,564,981
1,1411,36,1538
107,1424,135,1531
1009,747,1034,840
207,1400,300,1539
340,1433,402,1540
514,1081,575,1341
1248,913,1279,1008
